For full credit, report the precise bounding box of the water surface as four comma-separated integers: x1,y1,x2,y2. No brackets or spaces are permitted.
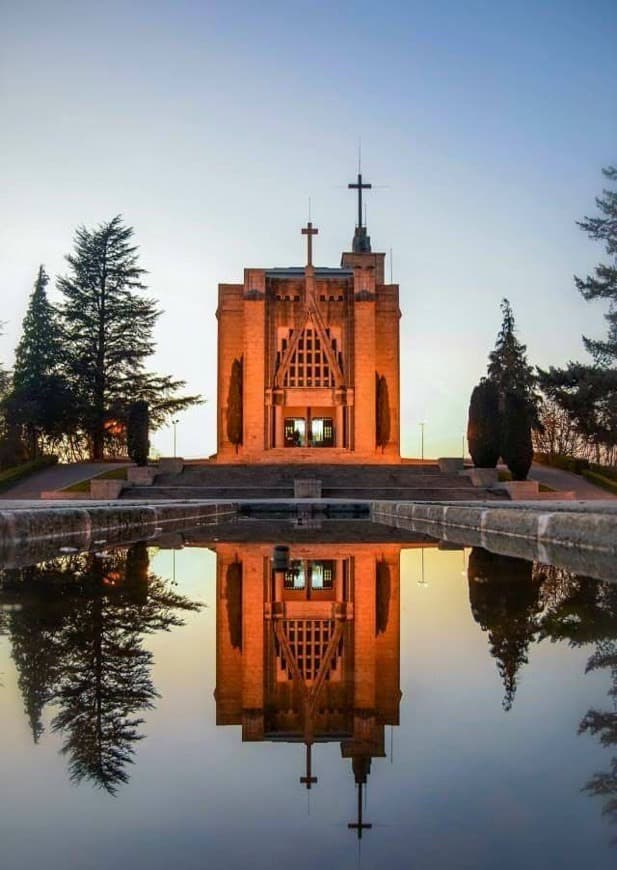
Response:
0,521,615,869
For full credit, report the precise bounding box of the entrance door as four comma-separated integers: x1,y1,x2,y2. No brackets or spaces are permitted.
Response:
284,417,306,447
283,560,336,600
310,417,334,447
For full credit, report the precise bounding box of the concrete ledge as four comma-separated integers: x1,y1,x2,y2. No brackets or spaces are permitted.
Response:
438,458,464,473
41,491,91,501
462,468,499,487
90,479,126,500
158,457,184,474
0,501,238,562
127,466,157,486
371,500,617,582
294,479,322,498
497,481,539,499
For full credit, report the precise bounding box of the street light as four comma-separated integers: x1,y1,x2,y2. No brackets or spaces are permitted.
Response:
172,419,179,458
419,422,426,461
417,547,428,588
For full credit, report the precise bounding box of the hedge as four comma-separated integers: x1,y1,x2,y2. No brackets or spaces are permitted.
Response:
0,455,58,492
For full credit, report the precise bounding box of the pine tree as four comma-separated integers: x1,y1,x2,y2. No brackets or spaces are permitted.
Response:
57,216,200,460
7,265,71,456
488,298,538,418
576,166,617,365
539,167,617,459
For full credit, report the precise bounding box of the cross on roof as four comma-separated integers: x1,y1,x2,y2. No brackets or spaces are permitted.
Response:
301,221,318,266
348,172,372,229
300,744,318,790
348,782,373,839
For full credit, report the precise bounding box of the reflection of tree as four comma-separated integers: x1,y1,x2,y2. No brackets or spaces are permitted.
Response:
537,578,617,844
1,544,199,794
468,549,541,710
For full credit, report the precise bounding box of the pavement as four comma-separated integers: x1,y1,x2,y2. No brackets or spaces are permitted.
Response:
0,462,130,499
528,463,616,500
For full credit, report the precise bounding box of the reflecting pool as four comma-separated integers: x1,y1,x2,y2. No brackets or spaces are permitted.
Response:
0,520,616,869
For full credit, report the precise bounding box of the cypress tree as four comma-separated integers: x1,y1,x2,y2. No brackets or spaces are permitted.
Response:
467,379,501,468
127,401,150,466
57,216,200,460
502,392,533,480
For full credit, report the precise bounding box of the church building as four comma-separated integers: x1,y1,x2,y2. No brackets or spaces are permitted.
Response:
215,173,401,463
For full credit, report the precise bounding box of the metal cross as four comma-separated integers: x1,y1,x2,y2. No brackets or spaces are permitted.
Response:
301,221,318,266
348,172,372,228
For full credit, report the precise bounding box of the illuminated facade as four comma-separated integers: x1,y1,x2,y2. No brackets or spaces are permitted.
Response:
214,538,406,835
215,174,401,463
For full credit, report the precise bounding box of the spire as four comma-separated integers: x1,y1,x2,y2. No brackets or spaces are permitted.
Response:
348,171,372,253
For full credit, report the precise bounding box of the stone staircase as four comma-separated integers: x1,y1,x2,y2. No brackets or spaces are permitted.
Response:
124,463,505,501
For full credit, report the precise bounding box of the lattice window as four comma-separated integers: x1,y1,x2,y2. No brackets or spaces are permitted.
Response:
282,327,337,388
277,619,342,683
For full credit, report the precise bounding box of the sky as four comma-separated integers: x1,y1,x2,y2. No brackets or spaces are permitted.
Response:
1,0,616,459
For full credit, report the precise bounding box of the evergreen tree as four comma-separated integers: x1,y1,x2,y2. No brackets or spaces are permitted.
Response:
501,391,533,480
488,298,538,419
57,216,200,460
467,549,540,710
127,401,149,466
575,166,617,365
467,379,501,467
6,266,72,456
539,167,617,459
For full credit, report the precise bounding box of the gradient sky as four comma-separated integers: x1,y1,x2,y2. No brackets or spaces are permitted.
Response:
2,0,616,458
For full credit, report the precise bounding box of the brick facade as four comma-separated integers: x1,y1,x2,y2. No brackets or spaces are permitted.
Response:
215,237,401,463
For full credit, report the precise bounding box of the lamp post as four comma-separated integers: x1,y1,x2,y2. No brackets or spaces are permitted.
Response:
417,547,427,588
172,419,179,458
462,433,466,460
419,422,425,461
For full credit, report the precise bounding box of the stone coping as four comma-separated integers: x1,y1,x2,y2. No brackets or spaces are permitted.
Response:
371,500,617,582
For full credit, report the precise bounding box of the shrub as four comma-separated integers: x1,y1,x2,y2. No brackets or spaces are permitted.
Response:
467,379,500,467
502,392,533,480
127,401,149,466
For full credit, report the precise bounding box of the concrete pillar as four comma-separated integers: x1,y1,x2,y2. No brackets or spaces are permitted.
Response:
243,270,266,455
353,299,376,456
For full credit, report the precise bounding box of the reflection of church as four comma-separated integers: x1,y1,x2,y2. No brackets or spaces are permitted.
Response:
215,540,403,837
215,172,401,462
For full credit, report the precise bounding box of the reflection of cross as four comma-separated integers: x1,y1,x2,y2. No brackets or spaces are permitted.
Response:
348,782,372,839
348,172,372,229
300,743,318,790
301,221,318,266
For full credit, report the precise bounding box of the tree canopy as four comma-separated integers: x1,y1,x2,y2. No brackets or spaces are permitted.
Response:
539,166,617,461
57,216,200,459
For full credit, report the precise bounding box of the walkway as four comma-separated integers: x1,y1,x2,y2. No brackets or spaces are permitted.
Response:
529,463,616,500
0,462,130,499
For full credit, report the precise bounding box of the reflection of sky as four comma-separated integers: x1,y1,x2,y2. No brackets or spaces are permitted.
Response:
2,2,617,458
0,544,615,869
